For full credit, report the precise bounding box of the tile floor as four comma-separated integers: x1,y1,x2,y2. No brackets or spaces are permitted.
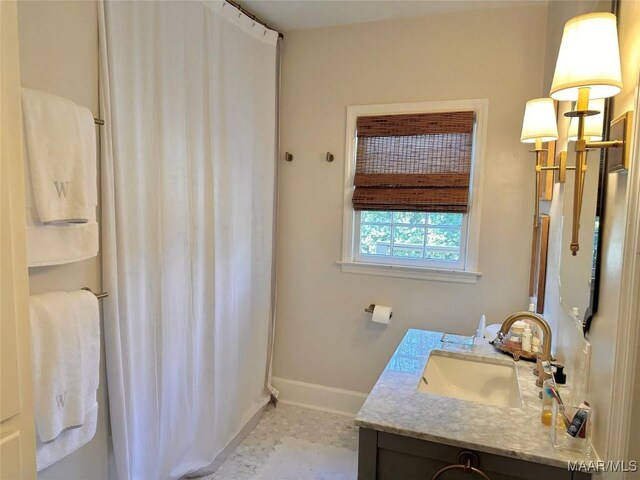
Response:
204,403,359,479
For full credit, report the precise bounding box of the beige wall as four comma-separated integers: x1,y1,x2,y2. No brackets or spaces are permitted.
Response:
275,4,548,393
542,0,640,460
17,1,110,478
14,0,637,472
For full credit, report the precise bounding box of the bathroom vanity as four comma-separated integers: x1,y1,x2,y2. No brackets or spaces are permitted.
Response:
355,329,593,479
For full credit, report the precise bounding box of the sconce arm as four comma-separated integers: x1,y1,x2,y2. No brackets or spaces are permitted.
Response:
585,139,624,149
536,151,569,183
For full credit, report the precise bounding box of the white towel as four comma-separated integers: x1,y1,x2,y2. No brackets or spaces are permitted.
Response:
24,218,99,266
36,401,98,472
22,88,97,224
29,291,100,444
22,89,99,267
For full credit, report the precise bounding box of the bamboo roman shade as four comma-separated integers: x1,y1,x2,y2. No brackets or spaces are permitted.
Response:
353,111,475,213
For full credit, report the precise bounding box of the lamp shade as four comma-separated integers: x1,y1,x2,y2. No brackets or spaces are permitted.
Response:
520,98,559,143
550,12,622,101
568,98,605,141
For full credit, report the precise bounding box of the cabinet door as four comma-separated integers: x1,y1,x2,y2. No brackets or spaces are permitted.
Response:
0,1,37,477
359,429,582,480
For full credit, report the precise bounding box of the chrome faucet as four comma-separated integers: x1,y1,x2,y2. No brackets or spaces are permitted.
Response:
497,311,553,388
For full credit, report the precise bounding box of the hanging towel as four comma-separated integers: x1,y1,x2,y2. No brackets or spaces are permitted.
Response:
22,88,99,267
36,401,98,472
22,88,97,224
29,290,100,445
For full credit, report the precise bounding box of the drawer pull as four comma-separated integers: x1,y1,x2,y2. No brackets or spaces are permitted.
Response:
431,451,491,480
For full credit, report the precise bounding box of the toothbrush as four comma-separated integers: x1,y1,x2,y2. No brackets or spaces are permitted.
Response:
546,385,572,428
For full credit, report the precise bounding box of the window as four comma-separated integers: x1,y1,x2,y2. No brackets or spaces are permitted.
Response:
357,211,465,266
341,100,487,283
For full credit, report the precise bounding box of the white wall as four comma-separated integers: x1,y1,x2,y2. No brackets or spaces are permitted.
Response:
275,4,549,394
541,0,640,460
17,2,110,478
598,0,640,463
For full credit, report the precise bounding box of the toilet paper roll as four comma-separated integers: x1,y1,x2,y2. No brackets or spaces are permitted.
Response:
371,305,392,325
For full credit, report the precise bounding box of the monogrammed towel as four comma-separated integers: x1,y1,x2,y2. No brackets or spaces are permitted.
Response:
22,88,97,224
22,88,99,267
29,290,100,443
36,401,98,471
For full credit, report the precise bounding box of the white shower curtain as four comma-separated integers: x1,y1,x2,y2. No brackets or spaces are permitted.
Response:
98,2,278,478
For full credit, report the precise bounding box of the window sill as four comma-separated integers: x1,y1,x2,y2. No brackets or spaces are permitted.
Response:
337,261,482,284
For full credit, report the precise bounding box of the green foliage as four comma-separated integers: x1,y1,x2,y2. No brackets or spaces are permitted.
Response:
393,212,426,225
360,210,462,262
361,211,392,223
360,224,391,255
428,213,462,226
427,228,460,247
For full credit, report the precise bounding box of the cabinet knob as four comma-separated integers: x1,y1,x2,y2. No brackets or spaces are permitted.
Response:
430,451,491,480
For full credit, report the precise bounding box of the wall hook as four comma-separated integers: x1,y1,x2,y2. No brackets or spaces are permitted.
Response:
285,152,293,162
326,152,334,163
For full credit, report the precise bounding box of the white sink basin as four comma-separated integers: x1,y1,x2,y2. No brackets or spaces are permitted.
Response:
417,350,523,408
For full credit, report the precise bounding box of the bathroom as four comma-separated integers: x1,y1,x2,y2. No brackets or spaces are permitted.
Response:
1,0,639,479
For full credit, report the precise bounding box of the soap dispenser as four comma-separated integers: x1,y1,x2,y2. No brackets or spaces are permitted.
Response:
553,364,567,385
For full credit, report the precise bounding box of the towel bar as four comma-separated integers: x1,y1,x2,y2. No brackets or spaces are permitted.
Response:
81,287,108,299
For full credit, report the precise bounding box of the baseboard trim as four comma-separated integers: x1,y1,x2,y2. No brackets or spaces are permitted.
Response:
272,377,368,417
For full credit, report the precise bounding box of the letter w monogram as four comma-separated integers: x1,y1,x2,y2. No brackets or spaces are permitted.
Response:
55,391,67,409
53,181,70,198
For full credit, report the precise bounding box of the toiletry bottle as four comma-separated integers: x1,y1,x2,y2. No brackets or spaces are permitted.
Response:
553,364,568,401
531,335,542,353
553,363,567,387
476,314,487,339
510,320,526,340
540,362,557,426
522,325,532,353
509,320,526,350
527,303,543,347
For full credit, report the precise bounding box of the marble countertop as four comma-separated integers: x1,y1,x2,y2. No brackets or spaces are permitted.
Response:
354,329,596,468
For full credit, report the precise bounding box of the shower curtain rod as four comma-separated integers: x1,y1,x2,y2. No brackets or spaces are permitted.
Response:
224,0,284,39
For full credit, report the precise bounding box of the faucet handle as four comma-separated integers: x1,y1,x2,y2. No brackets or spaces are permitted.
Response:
489,332,503,347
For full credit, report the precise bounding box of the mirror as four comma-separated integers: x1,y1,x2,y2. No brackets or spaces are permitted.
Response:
556,0,615,334
558,130,601,321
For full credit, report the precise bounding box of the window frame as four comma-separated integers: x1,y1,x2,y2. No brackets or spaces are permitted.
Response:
340,99,488,284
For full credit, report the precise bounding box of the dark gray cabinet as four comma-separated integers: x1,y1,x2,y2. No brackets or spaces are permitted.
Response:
358,428,591,480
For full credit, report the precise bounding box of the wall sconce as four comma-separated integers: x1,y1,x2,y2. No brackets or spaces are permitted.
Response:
520,98,558,227
567,98,605,141
550,12,633,256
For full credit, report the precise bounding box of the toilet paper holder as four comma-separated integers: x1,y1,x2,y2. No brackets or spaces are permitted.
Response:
365,304,393,318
